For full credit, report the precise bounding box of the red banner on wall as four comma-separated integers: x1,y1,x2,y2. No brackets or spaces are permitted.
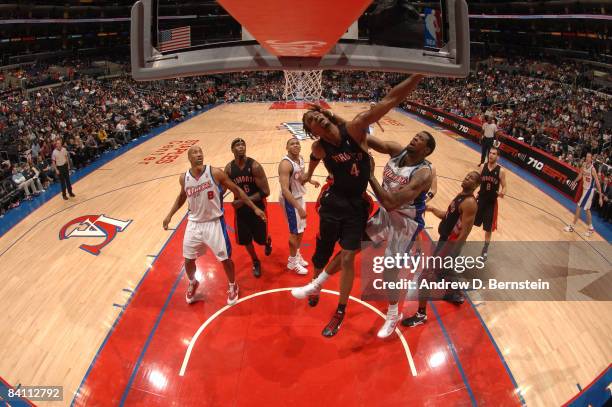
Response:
405,101,581,200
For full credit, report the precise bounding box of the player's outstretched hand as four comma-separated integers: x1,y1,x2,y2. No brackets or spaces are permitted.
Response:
498,191,505,199
162,216,171,230
309,179,320,188
255,208,266,222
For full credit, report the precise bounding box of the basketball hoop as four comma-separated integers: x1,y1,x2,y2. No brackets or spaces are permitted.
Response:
283,70,323,102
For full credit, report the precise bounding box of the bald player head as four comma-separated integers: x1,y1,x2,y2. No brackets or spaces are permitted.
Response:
461,170,481,192
187,145,204,167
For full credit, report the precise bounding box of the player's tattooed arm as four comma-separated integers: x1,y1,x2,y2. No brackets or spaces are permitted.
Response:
163,173,187,229
370,167,432,212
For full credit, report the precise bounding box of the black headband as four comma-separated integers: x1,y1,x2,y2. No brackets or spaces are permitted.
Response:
231,138,245,149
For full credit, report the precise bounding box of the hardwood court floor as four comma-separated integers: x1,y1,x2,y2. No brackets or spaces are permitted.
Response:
0,102,609,406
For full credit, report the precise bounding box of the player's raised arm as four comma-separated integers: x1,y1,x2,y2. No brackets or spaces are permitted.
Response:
213,168,266,221
367,134,404,157
370,167,432,212
163,173,187,229
348,74,424,141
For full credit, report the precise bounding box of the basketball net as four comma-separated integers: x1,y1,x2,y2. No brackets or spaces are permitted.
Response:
283,70,323,102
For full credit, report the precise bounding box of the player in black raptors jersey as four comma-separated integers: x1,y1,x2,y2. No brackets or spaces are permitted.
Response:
474,147,507,261
402,170,480,327
291,74,424,337
224,138,271,278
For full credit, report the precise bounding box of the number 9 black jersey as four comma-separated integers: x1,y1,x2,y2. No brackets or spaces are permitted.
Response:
319,123,370,198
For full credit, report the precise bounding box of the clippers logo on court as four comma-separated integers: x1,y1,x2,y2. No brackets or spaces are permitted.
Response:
280,122,309,140
59,215,132,256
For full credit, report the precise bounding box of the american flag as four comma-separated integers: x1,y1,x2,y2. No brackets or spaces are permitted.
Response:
158,26,191,52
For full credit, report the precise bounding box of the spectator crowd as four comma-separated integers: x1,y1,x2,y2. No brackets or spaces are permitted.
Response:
1,58,611,222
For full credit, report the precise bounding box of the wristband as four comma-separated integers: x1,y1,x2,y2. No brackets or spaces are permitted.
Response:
427,191,435,199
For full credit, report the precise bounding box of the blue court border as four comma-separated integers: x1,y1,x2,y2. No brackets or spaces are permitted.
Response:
396,108,612,242
70,212,188,406
0,103,219,238
429,302,478,406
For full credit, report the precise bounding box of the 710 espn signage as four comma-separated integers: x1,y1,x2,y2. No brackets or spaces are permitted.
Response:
406,102,580,199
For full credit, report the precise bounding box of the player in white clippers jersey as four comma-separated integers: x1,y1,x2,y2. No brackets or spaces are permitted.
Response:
564,152,603,237
366,131,435,338
163,146,266,305
279,138,319,274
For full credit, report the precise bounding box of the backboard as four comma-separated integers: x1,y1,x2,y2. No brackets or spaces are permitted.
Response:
131,0,469,81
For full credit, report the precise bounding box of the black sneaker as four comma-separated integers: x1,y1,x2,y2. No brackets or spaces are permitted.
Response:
308,294,319,307
401,312,427,327
443,290,465,305
252,260,261,278
322,311,345,337
69,192,76,197
62,195,68,200
264,237,272,256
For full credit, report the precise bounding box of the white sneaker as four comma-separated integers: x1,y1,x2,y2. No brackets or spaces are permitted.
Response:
563,224,574,232
584,228,594,237
377,312,403,339
288,261,308,275
227,283,239,305
185,280,200,304
296,252,309,267
291,281,321,299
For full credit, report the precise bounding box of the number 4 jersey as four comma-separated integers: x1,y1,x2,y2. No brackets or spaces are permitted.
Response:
320,123,370,198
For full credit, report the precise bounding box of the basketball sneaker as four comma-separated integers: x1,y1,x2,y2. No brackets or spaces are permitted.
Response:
185,279,200,304
291,281,321,299
252,260,262,278
401,312,427,327
563,224,574,232
227,282,239,305
481,248,488,262
288,258,308,275
585,227,595,237
296,251,309,267
377,312,403,339
265,237,272,256
322,311,345,337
